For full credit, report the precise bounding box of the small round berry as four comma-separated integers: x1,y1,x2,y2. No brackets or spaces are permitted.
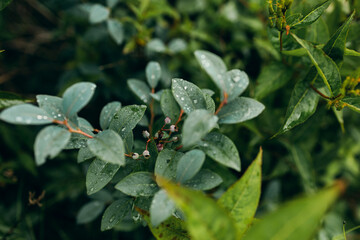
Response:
132,153,139,160
164,117,171,124
157,143,164,151
143,150,150,159
169,125,176,132
142,130,150,139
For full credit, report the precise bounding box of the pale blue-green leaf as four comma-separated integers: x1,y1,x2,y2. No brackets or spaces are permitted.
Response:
64,133,88,149
77,201,105,224
101,198,133,231
202,89,215,97
36,95,65,121
290,0,332,29
225,69,249,101
123,131,134,154
217,97,265,124
106,0,119,8
183,169,222,190
89,4,110,24
0,104,52,125
107,19,124,45
34,126,71,165
160,89,180,122
86,158,120,195
149,90,163,101
150,189,176,227
203,93,216,114
89,190,113,203
146,38,166,53
168,38,187,53
171,78,207,114
182,109,218,148
87,130,125,166
146,61,161,89
194,50,228,91
291,34,341,96
78,117,95,136
198,132,240,171
255,63,293,100
62,82,96,118
127,79,151,104
77,146,95,163
99,101,121,130
115,172,159,197
155,149,184,181
109,104,146,138
176,149,205,183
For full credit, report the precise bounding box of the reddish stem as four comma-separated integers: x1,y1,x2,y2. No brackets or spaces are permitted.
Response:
215,92,228,115
52,119,94,138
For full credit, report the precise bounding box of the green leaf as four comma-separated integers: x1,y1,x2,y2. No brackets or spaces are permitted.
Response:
150,189,175,227
243,182,344,240
158,178,238,240
146,61,162,89
139,208,190,240
86,158,120,195
76,201,105,224
203,92,216,113
77,146,95,163
182,109,218,148
99,101,121,130
290,0,332,29
160,89,180,121
217,97,265,124
34,126,71,165
276,70,320,135
146,38,166,53
155,149,184,181
341,97,360,113
101,198,133,231
255,63,293,100
109,104,146,138
345,48,360,57
224,69,249,101
168,38,187,53
176,149,205,183
171,78,207,114
0,104,52,125
107,19,124,45
87,130,125,166
62,82,96,118
89,4,110,24
0,0,12,11
198,132,241,171
115,172,159,197
183,169,222,190
106,0,119,8
291,34,341,96
37,95,65,121
0,91,30,110
217,148,262,237
127,79,151,104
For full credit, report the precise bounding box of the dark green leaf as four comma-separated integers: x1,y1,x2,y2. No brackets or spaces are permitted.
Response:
87,130,125,166
182,109,218,148
77,146,95,163
34,126,71,165
0,0,12,11
115,172,159,197
198,132,240,171
127,79,151,104
101,198,133,231
86,158,120,195
0,104,52,125
176,149,205,183
160,89,180,121
89,4,110,24
183,169,222,190
155,149,184,181
217,149,262,237
0,91,30,110
146,61,161,89
99,101,121,130
107,19,124,45
62,82,96,118
341,97,360,113
171,78,207,114
77,201,105,224
150,189,175,227
217,97,265,124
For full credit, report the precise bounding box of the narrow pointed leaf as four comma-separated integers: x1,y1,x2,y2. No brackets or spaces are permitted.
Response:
99,101,121,130
176,149,205,183
62,82,96,118
158,178,238,240
87,129,125,166
0,104,52,125
34,126,71,165
115,172,159,197
101,198,133,231
0,91,30,110
198,132,240,171
341,97,360,113
150,189,175,227
290,0,332,29
86,158,120,195
182,109,218,148
243,181,345,240
146,61,161,89
291,34,341,96
217,149,262,238
217,97,265,124
171,78,207,114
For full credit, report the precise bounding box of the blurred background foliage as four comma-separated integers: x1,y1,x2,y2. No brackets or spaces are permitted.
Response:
0,0,359,239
